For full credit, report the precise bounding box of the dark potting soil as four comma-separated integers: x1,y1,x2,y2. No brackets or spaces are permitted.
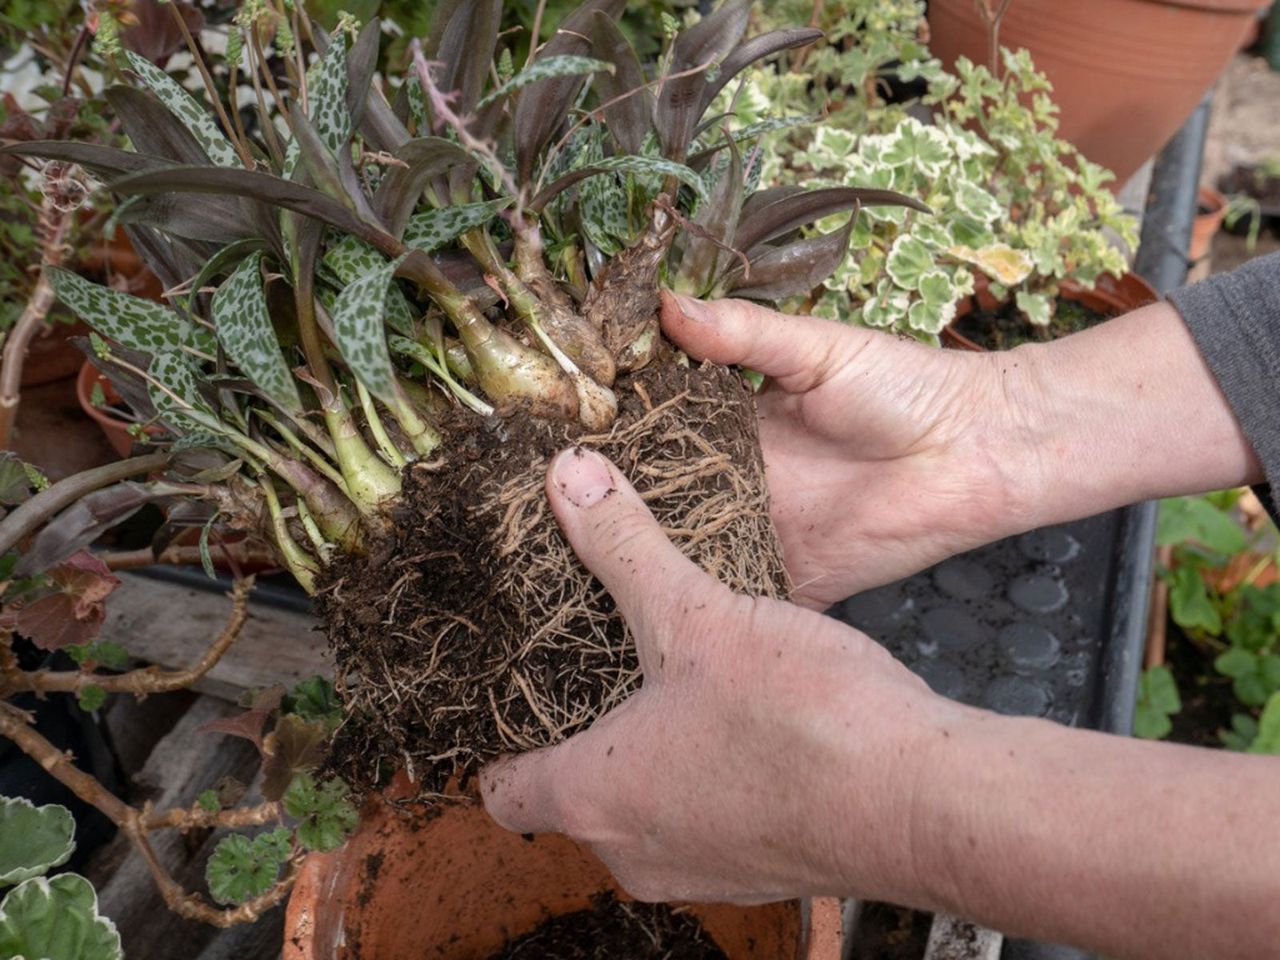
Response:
1164,621,1240,749
950,296,1110,351
1220,164,1280,215
487,894,727,960
320,355,787,797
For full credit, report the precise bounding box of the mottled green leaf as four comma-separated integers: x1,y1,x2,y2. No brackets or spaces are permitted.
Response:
304,34,352,155
49,267,192,354
331,253,406,403
323,237,415,336
206,828,292,905
533,154,708,211
477,55,613,110
0,798,75,887
212,253,303,414
401,198,512,252
124,51,239,168
0,874,121,960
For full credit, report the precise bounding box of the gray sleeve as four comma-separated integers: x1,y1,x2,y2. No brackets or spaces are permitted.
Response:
1166,250,1280,515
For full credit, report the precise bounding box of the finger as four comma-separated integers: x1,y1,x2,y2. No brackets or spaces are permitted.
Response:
480,744,567,836
544,447,725,646
658,290,868,393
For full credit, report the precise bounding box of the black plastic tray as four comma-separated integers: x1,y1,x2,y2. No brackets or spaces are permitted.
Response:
833,92,1209,960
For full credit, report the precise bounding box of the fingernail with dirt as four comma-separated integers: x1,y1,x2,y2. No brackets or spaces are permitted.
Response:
673,292,714,323
552,447,615,508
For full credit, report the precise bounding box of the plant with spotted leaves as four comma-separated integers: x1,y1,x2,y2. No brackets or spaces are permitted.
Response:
1,0,920,592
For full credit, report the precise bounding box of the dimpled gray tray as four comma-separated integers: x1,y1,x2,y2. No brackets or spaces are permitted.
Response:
829,508,1142,729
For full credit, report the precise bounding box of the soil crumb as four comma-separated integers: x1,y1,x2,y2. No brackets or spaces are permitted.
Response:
488,893,727,960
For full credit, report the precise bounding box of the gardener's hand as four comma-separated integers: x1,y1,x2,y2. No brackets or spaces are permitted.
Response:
659,294,1263,608
659,293,1023,607
480,447,959,905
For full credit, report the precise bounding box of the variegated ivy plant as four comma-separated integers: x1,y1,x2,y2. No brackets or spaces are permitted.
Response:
0,0,919,591
728,12,1138,341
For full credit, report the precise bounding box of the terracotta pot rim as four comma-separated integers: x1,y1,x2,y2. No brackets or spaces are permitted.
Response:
941,271,1159,352
1129,0,1271,12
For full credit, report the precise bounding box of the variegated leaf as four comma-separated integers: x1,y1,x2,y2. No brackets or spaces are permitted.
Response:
476,55,613,110
401,198,512,253
211,253,303,414
147,349,215,432
323,237,415,336
124,51,238,167
331,254,407,403
305,35,351,155
533,154,707,210
49,268,192,354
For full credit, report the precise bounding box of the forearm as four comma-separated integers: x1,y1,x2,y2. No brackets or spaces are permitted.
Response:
900,710,1280,959
997,300,1263,529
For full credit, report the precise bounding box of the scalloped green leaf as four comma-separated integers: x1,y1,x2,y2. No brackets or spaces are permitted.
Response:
401,198,513,253
0,799,75,887
212,253,303,414
124,51,238,168
283,773,358,852
0,874,121,960
49,268,193,354
477,55,612,110
206,828,291,905
331,253,407,403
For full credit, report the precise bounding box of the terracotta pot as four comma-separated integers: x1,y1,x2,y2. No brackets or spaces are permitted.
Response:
285,780,844,960
1191,185,1227,262
927,0,1271,187
76,360,160,459
20,321,91,388
941,272,1160,352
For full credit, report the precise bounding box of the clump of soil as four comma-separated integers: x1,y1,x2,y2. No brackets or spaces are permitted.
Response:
489,893,727,960
1165,623,1239,748
1219,163,1280,215
320,356,787,797
950,295,1109,350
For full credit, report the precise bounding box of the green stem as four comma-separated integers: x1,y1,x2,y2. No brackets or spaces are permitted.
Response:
256,410,351,497
259,478,319,594
387,389,442,458
295,499,332,562
354,381,408,468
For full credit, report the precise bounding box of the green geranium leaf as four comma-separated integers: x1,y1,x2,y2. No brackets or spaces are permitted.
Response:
77,684,107,713
1133,663,1181,743
1157,496,1247,554
197,790,220,813
1167,565,1221,634
282,676,342,731
952,180,1003,224
917,270,956,307
0,874,121,960
1214,647,1256,681
124,50,238,167
283,773,358,853
1248,693,1280,754
212,253,303,415
0,798,75,887
206,828,292,905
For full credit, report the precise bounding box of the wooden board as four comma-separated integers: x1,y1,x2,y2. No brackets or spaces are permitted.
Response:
101,574,328,701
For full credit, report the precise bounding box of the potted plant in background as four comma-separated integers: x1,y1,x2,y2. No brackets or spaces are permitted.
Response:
0,0,924,951
738,5,1151,346
927,0,1275,187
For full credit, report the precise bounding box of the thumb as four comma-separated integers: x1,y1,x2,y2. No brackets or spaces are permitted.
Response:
545,447,723,651
659,290,864,393
480,743,569,835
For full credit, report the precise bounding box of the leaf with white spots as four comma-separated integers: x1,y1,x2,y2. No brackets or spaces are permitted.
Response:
124,51,239,167
477,55,613,110
147,349,215,432
49,267,193,354
323,237,415,336
401,198,512,253
211,253,303,414
331,253,407,404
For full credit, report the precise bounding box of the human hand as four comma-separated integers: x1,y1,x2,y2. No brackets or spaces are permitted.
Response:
480,447,958,905
659,293,1028,607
